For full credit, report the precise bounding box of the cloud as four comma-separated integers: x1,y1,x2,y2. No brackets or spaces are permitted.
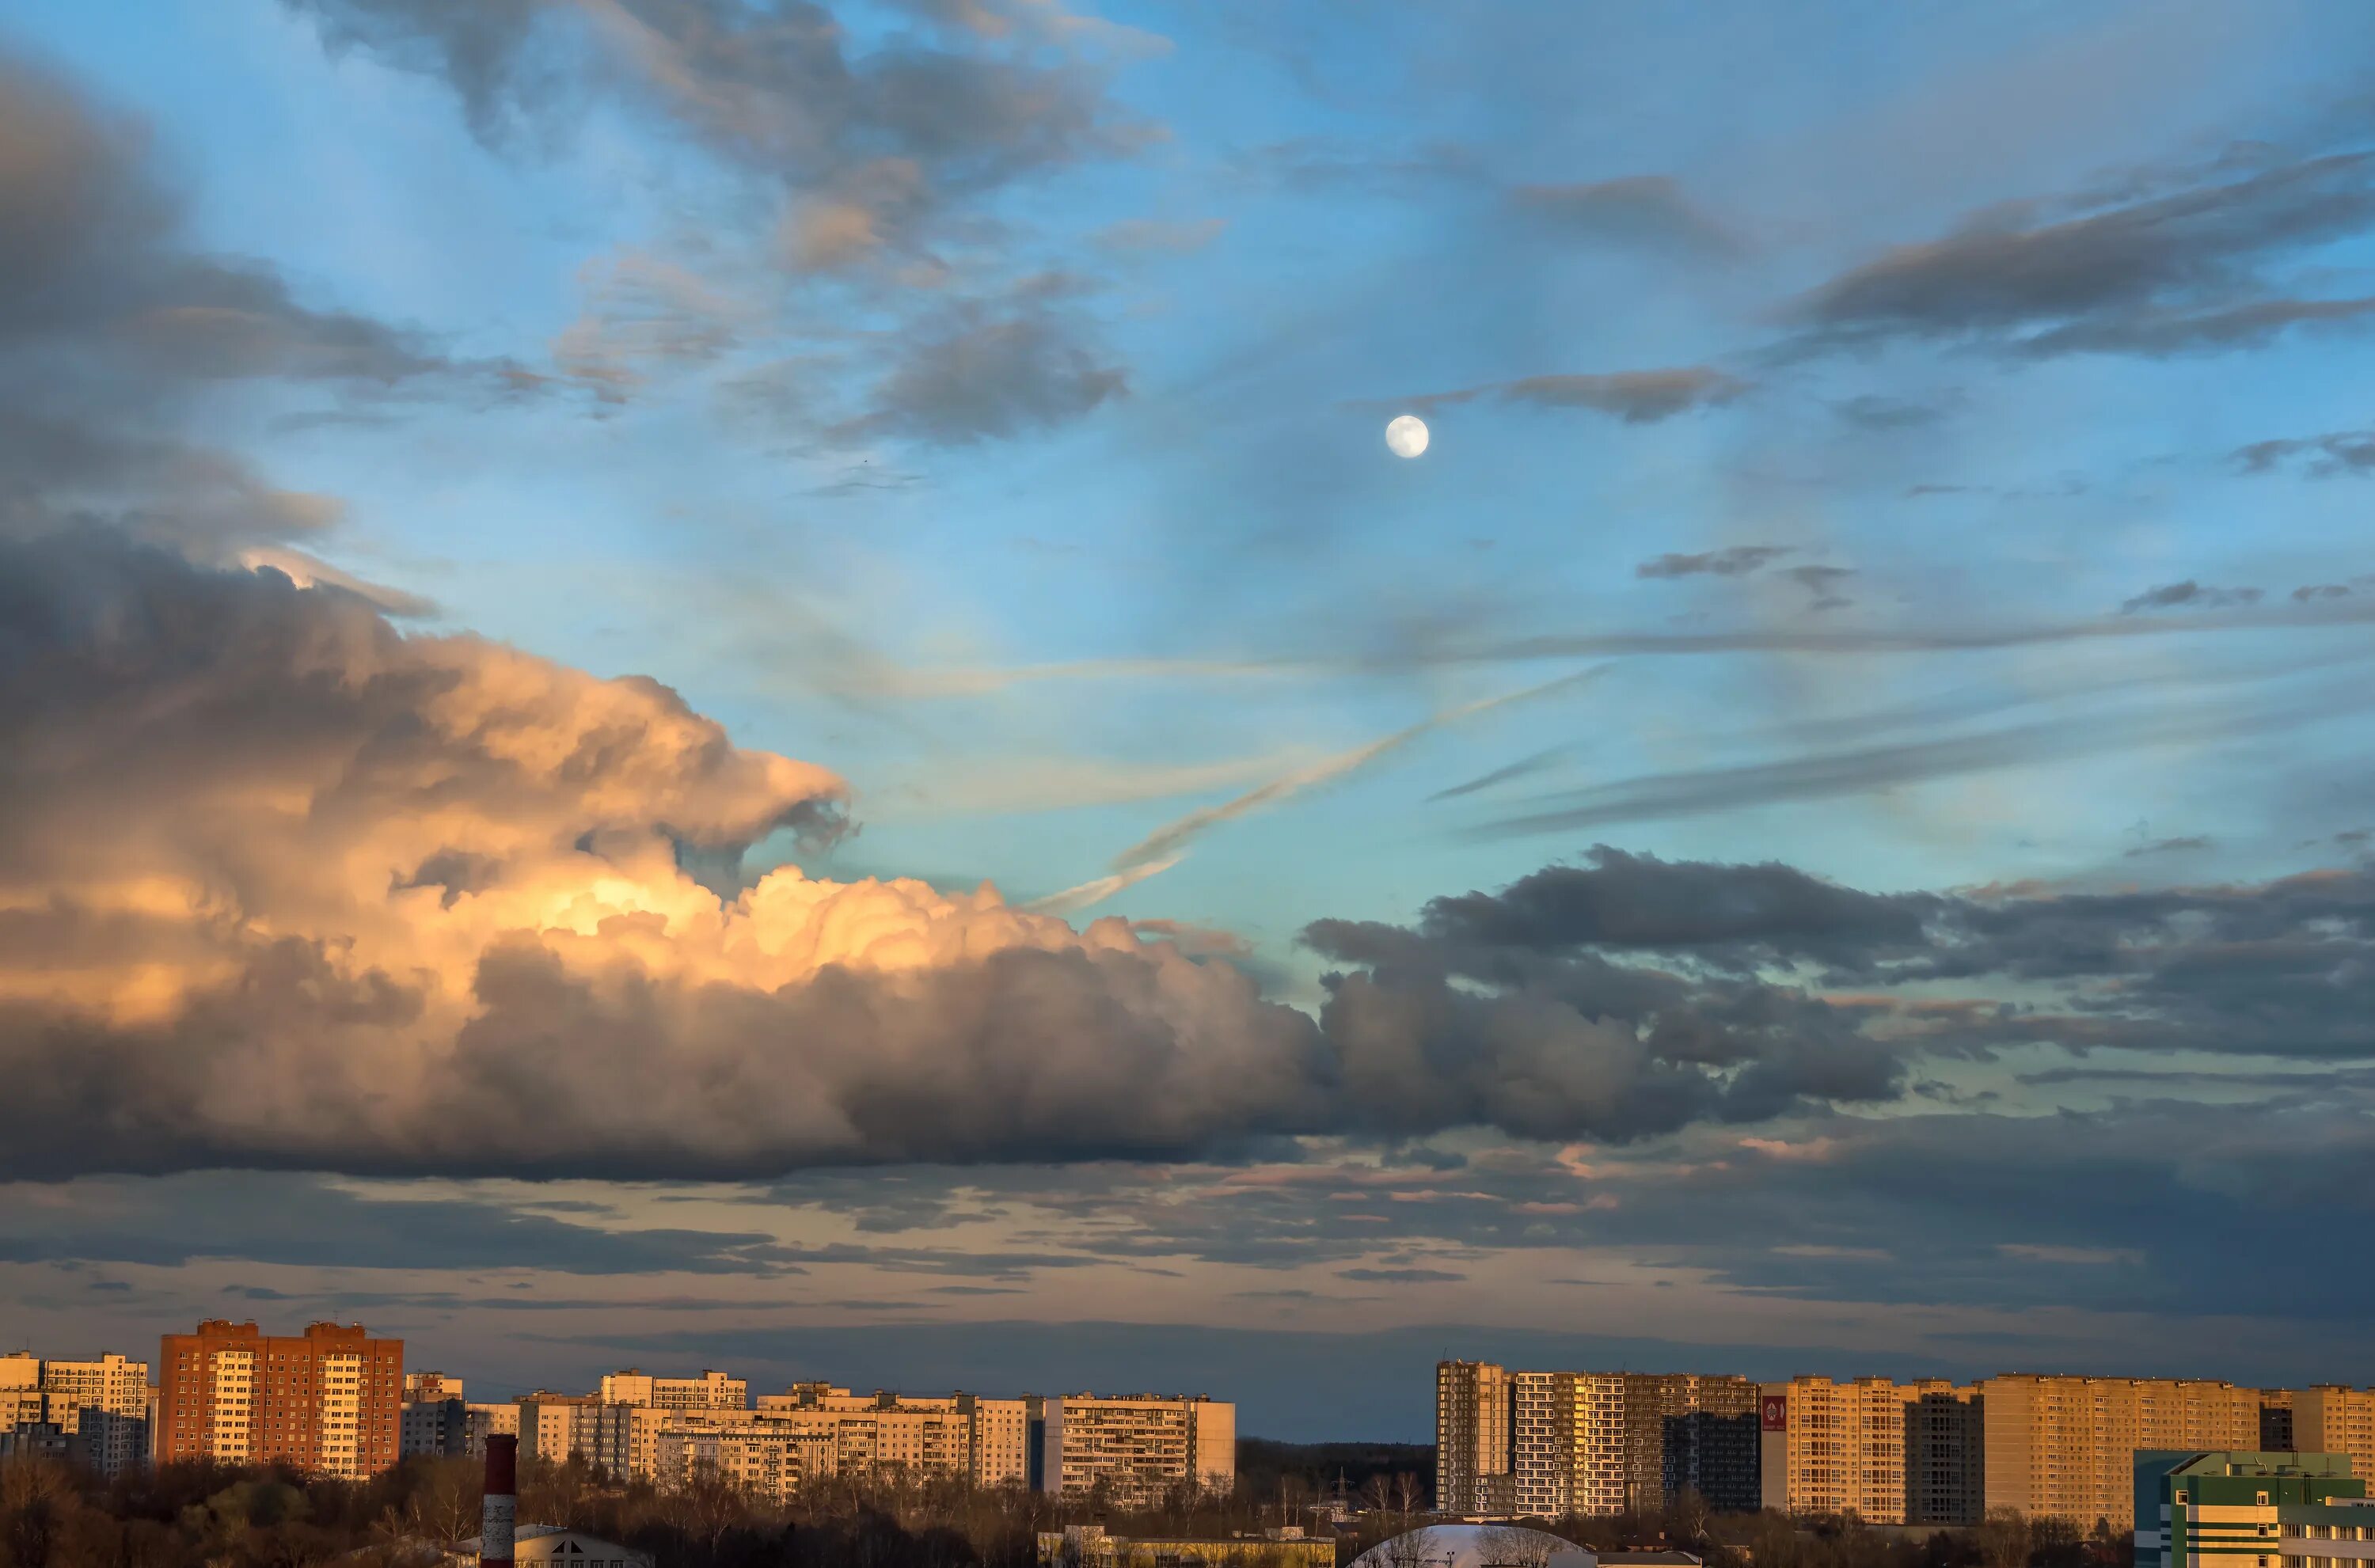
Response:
2120,579,2263,613
0,541,1929,1178
1095,217,1227,255
1336,1266,1464,1284
2124,835,2210,858
1032,669,1606,913
2236,424,2375,478
1462,683,2369,841
1636,546,1790,579
1791,150,2375,358
1427,748,1566,803
0,47,534,556
1507,175,1744,260
839,298,1128,444
1377,367,1747,424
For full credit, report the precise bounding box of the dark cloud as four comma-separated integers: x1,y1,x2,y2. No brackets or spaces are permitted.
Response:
1383,366,1747,424
0,1173,804,1276
1507,175,1743,260
0,46,532,556
2236,424,2375,478
2121,579,2264,613
1636,545,1789,579
1792,150,2375,358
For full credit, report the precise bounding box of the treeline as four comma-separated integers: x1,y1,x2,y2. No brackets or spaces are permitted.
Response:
0,1452,2138,1568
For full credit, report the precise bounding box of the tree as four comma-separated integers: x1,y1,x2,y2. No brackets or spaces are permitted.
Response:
1666,1490,1713,1549
1381,1525,1436,1568
1978,1509,2033,1568
1479,1527,1557,1568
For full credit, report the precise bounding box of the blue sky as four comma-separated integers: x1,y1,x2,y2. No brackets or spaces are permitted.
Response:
3,0,2375,1441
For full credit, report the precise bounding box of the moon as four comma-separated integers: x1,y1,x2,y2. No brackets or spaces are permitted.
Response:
1385,413,1430,459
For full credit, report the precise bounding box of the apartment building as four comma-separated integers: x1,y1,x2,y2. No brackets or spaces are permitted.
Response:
2134,1451,2371,1568
1438,1361,1514,1515
600,1369,747,1412
1033,1394,1235,1505
2295,1391,2375,1486
1664,1410,1761,1514
0,1350,153,1478
1469,1367,1757,1517
1760,1377,1920,1524
962,1393,1031,1488
158,1322,401,1479
1983,1376,2266,1531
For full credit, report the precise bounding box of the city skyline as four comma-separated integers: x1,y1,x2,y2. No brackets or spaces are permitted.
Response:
4,2,2375,1445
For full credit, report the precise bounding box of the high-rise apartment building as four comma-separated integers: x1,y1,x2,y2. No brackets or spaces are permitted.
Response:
2294,1390,2375,1486
159,1322,401,1479
1025,1394,1234,1505
1982,1376,2264,1531
0,1350,153,1479
1437,1361,1514,1514
1472,1368,1756,1517
1663,1410,1761,1513
961,1394,1031,1488
599,1369,747,1411
1754,1377,1986,1526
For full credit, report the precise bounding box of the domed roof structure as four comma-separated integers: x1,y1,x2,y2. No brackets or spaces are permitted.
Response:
1348,1526,1595,1568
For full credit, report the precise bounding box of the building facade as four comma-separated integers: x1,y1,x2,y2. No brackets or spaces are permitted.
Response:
600,1370,747,1411
2295,1392,2375,1487
1484,1369,1757,1517
1754,1377,1986,1526
158,1321,401,1479
1038,1395,1235,1505
1438,1361,1514,1515
2134,1451,2368,1568
0,1350,152,1478
1664,1410,1761,1514
1984,1377,2266,1532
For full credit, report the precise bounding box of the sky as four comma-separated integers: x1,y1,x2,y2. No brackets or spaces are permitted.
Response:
3,0,2375,1444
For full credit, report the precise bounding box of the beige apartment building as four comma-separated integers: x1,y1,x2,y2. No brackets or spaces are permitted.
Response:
1046,1394,1235,1505
1981,1376,2266,1530
2296,1389,2375,1485
600,1369,747,1411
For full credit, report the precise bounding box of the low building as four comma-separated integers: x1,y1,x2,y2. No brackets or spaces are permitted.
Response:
2134,1451,2369,1568
599,1370,746,1411
1037,1527,1334,1568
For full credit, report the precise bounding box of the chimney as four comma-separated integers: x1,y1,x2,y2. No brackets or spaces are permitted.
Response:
481,1433,518,1568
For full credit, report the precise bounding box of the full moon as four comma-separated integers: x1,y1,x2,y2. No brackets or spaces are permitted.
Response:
1385,413,1430,458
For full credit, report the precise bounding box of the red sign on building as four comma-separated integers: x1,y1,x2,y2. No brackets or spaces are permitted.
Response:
1761,1394,1788,1431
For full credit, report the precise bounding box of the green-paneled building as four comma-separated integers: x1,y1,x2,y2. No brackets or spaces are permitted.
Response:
2136,1452,2374,1568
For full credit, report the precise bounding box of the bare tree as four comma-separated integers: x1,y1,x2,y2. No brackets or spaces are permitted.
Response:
1381,1524,1437,1568
1665,1488,1712,1549
1978,1508,2033,1568
1480,1526,1557,1568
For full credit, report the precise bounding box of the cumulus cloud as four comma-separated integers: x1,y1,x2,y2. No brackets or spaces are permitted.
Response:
0,540,1912,1179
